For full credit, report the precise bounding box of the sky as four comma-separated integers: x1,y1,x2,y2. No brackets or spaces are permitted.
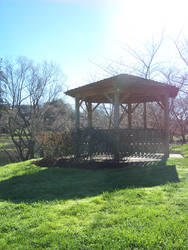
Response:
1,0,188,102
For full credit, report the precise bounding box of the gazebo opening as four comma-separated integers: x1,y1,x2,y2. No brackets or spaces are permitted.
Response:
65,74,179,161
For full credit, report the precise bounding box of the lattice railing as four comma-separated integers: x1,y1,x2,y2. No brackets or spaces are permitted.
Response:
74,128,165,158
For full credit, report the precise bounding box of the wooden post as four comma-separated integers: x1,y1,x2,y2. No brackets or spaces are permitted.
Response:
163,95,169,158
87,101,92,128
114,89,120,161
114,89,120,129
75,96,80,158
128,103,132,129
75,96,80,131
143,102,147,129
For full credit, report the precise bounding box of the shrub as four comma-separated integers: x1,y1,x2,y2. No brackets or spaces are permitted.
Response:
37,130,74,159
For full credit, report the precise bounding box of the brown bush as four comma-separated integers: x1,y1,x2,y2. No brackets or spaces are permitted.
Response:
37,130,74,159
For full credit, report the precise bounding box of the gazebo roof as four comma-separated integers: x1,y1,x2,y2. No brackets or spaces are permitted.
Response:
65,74,179,104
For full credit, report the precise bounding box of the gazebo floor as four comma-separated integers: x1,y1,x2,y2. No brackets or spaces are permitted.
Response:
35,153,168,170
82,153,164,162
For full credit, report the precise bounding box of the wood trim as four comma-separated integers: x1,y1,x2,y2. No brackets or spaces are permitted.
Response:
120,94,130,104
92,103,101,112
128,103,132,129
80,104,87,113
75,96,80,130
143,102,147,129
119,108,127,124
114,90,120,129
120,104,128,113
87,101,92,128
157,101,164,110
79,100,84,107
131,103,140,113
104,93,113,104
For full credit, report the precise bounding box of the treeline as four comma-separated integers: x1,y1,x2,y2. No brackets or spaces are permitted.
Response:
0,57,74,161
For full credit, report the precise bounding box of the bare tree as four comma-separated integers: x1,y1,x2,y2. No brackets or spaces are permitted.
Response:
42,99,74,131
171,97,188,143
159,37,188,142
89,37,165,129
176,38,188,67
88,36,187,143
122,37,164,80
1,57,65,161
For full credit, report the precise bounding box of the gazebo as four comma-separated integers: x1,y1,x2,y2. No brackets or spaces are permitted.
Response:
65,74,178,160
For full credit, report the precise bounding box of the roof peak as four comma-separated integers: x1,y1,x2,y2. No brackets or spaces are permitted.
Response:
65,74,179,102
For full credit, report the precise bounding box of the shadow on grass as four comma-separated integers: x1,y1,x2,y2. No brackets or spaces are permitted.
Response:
0,160,179,203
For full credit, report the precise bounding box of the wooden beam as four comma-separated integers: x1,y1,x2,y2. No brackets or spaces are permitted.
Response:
92,103,101,112
79,100,83,107
128,103,132,129
79,94,165,105
120,94,130,104
131,103,140,113
122,96,160,104
87,101,92,128
156,100,164,110
143,102,147,129
75,96,80,158
114,89,120,129
120,104,127,126
130,87,168,97
120,103,139,127
114,89,120,161
121,103,139,114
80,102,87,114
104,93,113,104
75,96,80,131
121,104,128,113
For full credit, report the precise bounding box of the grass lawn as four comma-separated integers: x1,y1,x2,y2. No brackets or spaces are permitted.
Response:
0,146,187,249
170,143,188,157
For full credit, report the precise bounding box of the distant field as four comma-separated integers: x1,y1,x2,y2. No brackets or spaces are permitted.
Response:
0,134,16,165
0,135,12,147
0,143,187,249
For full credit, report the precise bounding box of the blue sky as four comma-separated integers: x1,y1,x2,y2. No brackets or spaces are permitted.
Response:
1,0,113,62
1,0,188,98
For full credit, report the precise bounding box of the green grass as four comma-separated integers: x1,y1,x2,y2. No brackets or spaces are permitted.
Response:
170,143,188,157
172,134,188,142
0,147,188,249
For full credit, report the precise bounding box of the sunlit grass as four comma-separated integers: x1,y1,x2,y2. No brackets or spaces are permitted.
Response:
0,146,187,249
171,143,188,157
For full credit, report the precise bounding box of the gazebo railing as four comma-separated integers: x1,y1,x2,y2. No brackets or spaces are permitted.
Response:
74,128,165,159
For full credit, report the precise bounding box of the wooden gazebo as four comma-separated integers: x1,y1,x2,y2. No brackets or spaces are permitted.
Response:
65,74,178,160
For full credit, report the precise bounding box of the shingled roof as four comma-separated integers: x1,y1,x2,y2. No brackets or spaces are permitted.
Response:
65,74,179,104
